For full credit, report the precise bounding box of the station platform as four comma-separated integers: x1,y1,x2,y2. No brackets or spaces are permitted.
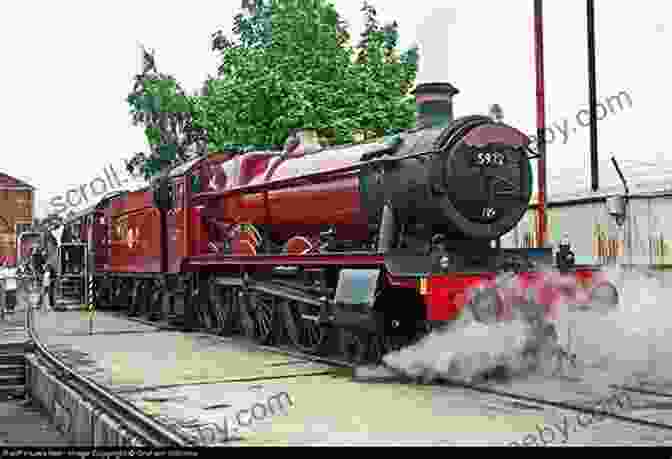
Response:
26,305,672,446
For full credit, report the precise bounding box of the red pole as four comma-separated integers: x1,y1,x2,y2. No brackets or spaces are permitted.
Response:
534,0,547,248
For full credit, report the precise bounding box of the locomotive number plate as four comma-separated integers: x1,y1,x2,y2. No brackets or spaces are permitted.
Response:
471,151,507,167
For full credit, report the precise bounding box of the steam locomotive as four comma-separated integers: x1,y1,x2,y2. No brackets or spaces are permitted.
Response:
59,82,618,363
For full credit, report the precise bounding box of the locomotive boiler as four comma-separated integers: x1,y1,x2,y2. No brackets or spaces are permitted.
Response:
194,83,532,257
62,81,618,365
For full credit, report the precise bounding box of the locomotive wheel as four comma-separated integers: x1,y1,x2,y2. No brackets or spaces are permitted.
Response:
128,281,142,317
367,333,391,364
193,278,214,331
148,288,162,321
237,289,254,338
134,281,145,316
279,299,326,354
204,280,223,334
116,279,126,310
338,329,371,365
137,281,147,315
95,278,111,309
203,283,219,332
147,280,163,321
130,281,142,316
209,283,235,336
140,281,152,317
241,291,274,345
144,281,155,317
125,280,135,313
110,279,121,308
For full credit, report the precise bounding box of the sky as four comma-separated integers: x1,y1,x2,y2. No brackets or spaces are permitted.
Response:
0,0,669,218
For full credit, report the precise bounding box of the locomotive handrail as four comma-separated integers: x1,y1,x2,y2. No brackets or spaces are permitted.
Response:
185,251,386,268
192,143,539,205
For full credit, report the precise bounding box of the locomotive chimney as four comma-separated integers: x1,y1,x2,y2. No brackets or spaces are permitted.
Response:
412,82,459,129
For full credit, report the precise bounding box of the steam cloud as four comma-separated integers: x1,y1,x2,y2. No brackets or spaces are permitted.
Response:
555,267,672,386
415,7,457,85
367,268,672,387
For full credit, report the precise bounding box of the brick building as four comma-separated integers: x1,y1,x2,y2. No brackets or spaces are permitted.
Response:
0,172,34,265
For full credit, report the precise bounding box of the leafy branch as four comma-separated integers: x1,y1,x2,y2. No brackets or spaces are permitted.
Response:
195,0,420,148
125,46,207,181
125,0,420,178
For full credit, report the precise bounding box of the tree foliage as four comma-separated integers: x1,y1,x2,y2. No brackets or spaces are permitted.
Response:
194,0,419,148
126,0,419,179
125,47,207,180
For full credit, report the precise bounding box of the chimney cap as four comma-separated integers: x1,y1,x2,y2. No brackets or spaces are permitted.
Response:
412,82,460,97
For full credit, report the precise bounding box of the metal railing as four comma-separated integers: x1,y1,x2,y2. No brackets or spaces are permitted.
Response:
19,274,192,447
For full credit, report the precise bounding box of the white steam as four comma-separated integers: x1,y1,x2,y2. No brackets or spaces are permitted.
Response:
382,319,539,384
380,272,560,384
415,8,457,86
556,267,672,386
377,267,672,387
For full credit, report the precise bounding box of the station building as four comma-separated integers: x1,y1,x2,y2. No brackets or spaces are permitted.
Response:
0,172,35,265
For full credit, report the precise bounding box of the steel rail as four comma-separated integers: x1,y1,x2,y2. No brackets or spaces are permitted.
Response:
21,277,195,447
129,296,672,435
95,275,672,441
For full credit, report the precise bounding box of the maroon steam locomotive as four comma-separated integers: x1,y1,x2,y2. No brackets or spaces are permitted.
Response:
59,82,618,363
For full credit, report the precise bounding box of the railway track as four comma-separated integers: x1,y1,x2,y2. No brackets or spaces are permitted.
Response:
117,305,672,443
21,281,194,447
33,271,672,445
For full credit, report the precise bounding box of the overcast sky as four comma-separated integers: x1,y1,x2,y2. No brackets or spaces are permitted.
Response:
1,0,669,218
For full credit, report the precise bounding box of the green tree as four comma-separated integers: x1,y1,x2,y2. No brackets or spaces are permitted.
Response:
194,0,419,149
125,46,207,180
126,0,418,178
352,1,419,139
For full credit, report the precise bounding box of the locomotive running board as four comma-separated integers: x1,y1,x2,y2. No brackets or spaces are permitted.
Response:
211,275,380,332
186,252,385,268
213,269,380,310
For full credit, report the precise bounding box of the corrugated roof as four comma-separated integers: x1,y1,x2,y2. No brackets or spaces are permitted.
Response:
0,172,34,189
